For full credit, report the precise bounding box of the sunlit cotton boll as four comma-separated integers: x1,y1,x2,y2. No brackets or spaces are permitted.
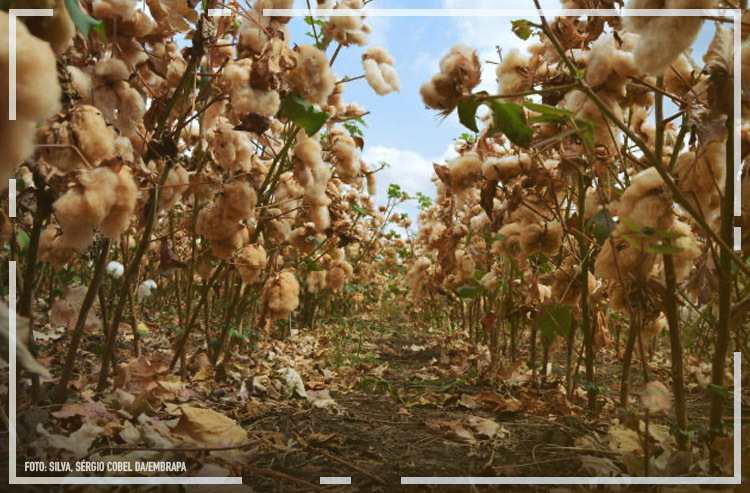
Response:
136,280,157,300
362,46,400,96
106,261,124,279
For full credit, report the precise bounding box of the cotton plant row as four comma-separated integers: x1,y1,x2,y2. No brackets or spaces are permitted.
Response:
406,0,748,458
1,0,408,393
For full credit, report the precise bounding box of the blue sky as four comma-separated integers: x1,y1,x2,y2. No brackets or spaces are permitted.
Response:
282,1,717,222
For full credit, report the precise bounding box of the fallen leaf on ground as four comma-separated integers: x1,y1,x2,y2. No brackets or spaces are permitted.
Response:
172,406,248,447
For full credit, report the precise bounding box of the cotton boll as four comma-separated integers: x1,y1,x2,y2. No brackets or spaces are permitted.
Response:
327,259,353,291
196,205,239,241
664,54,697,97
91,58,145,137
362,46,401,95
562,89,623,150
496,49,530,100
309,205,330,232
72,105,117,166
448,152,482,194
38,226,75,268
264,270,300,320
482,154,530,182
668,220,701,281
455,249,475,280
595,238,656,281
219,181,257,222
494,222,522,259
159,164,190,210
0,11,61,184
366,172,376,196
675,141,726,231
235,244,268,284
211,227,248,259
106,261,125,279
289,45,336,106
624,0,712,75
585,33,638,98
617,167,673,233
99,166,139,238
420,45,481,112
520,221,563,257
306,270,327,293
136,280,157,300
330,129,361,183
326,0,369,46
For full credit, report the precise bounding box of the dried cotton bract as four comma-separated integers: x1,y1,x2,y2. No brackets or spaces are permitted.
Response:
362,47,401,95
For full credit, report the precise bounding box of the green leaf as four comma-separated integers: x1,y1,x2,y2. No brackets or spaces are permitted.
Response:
586,209,616,244
456,285,483,299
15,231,29,249
304,258,324,271
457,95,484,133
351,203,370,215
511,19,533,40
534,304,573,346
278,93,330,136
64,0,105,41
486,100,534,149
645,243,684,255
524,101,574,124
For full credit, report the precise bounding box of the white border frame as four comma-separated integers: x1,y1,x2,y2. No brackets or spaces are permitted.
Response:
4,4,744,488
265,6,745,487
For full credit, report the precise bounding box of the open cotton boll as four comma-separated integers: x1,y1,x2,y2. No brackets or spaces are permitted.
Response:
264,270,300,321
219,181,257,223
616,167,673,233
623,0,712,75
90,58,145,137
420,44,481,112
0,11,61,184
448,152,482,194
39,226,75,268
668,220,701,281
306,270,327,293
481,154,530,182
159,164,190,210
595,238,657,280
106,261,125,279
289,45,336,106
664,54,697,97
136,280,157,300
326,0,369,46
330,129,361,184
520,221,563,257
742,39,750,94
675,141,726,231
585,33,638,97
327,259,353,291
99,166,139,238
362,46,401,96
235,244,268,284
455,249,476,280
496,49,530,100
222,59,281,118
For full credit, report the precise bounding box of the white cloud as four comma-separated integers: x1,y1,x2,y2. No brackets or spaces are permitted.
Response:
363,145,436,201
362,143,457,221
